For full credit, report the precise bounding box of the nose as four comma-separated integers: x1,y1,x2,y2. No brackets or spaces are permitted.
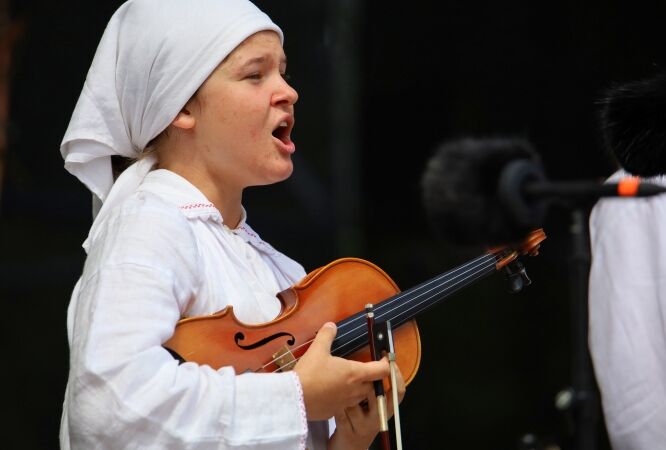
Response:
272,75,298,107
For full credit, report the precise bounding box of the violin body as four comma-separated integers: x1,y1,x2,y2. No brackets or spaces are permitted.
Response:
164,258,422,384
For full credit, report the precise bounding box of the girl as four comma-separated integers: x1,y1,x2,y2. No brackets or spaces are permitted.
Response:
59,0,404,449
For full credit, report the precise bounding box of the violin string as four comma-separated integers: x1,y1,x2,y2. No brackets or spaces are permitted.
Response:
332,256,498,356
375,263,496,326
259,254,498,373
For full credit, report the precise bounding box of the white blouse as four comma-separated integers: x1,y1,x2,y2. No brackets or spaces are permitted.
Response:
588,170,666,449
60,169,328,449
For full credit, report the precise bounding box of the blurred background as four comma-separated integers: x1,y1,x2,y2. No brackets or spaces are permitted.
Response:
2,0,665,449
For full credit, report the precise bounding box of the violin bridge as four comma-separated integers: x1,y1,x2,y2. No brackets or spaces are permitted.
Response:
272,345,297,372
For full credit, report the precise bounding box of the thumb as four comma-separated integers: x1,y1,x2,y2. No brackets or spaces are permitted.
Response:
311,322,337,354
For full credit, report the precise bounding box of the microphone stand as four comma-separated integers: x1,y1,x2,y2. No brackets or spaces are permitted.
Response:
515,206,602,450
558,207,600,450
446,156,666,449
499,161,608,450
496,160,666,449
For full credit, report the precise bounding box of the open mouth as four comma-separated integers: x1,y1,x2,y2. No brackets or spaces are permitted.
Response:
271,117,295,153
272,120,291,144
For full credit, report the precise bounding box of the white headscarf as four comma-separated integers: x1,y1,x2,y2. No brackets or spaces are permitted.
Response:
60,0,282,243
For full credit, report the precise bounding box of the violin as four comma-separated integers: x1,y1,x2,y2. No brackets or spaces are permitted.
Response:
163,229,545,384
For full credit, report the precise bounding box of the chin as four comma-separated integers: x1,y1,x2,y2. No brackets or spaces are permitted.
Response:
257,163,294,186
275,165,294,183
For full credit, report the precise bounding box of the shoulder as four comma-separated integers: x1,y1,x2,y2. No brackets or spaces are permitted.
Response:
85,190,202,280
85,168,219,266
590,172,666,254
95,189,193,236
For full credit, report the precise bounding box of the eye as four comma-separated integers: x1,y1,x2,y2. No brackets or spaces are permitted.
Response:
245,72,262,81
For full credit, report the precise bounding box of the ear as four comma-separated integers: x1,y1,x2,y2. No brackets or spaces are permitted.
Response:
171,107,196,130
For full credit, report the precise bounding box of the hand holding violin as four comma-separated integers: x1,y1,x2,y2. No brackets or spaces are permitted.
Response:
294,322,392,420
328,361,406,450
294,322,406,450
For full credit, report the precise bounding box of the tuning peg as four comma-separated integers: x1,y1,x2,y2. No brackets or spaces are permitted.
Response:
503,260,531,294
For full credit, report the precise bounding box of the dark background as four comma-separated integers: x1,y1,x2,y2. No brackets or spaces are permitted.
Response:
2,0,665,449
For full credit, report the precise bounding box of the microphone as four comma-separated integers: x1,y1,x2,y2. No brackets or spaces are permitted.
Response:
600,70,666,176
421,137,666,245
420,137,541,245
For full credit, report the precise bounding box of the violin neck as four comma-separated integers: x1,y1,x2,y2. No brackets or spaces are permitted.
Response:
330,253,499,359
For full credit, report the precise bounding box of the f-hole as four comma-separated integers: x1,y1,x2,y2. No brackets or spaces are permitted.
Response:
234,331,296,350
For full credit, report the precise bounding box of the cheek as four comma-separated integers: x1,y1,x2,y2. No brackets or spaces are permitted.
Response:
206,91,267,145
245,107,268,141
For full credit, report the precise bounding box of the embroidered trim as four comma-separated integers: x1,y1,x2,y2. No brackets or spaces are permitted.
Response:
236,225,273,251
290,371,309,450
179,202,216,210
238,225,259,238
178,202,222,223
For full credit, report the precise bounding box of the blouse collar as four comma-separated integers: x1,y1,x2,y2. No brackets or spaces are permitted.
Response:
139,169,276,253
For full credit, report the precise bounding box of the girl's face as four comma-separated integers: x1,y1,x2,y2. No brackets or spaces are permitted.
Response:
187,30,298,191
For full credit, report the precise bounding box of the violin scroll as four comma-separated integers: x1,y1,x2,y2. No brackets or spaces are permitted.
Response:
490,228,546,268
520,228,546,257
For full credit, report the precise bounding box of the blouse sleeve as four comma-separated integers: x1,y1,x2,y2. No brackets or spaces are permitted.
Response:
62,194,308,449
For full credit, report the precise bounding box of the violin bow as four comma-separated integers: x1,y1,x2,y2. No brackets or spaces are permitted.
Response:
385,319,403,450
366,304,405,449
365,304,392,450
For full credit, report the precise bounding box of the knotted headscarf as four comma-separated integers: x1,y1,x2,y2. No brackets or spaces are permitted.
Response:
60,0,282,241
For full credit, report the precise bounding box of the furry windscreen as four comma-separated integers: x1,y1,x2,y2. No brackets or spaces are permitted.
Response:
420,137,542,246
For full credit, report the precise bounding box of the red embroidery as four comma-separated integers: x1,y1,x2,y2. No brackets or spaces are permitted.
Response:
238,225,258,237
179,203,215,210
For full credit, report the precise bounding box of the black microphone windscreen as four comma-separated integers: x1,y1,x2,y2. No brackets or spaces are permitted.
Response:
420,137,541,246
600,71,666,177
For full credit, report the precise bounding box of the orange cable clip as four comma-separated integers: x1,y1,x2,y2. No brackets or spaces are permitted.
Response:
618,177,640,197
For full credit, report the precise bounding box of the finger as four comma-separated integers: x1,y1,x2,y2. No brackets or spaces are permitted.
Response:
357,384,376,411
310,322,337,353
362,391,377,415
334,410,355,433
345,403,365,426
349,381,375,406
349,358,390,382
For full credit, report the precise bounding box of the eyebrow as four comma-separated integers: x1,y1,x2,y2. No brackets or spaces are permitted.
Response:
236,55,287,70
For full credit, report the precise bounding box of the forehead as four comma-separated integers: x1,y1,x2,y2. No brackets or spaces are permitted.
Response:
224,30,285,67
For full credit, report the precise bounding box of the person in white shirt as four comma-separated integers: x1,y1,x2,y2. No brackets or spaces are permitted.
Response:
589,171,666,450
588,72,666,449
58,1,404,449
